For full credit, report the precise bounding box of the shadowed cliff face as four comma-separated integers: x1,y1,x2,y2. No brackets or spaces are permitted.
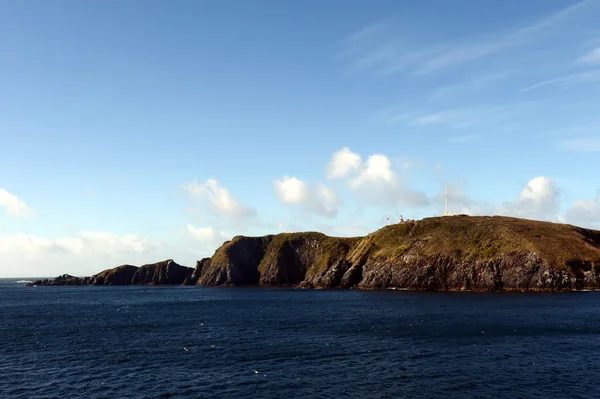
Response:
182,258,211,285
196,237,269,286
28,216,600,291
131,259,193,285
193,233,360,287
92,265,138,285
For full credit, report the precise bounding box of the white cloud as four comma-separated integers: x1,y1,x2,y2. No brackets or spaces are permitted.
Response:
0,231,166,277
0,231,150,256
438,176,564,222
448,134,480,143
337,19,393,56
181,178,264,258
315,219,376,238
436,177,600,228
273,176,340,218
408,113,449,127
556,137,600,152
577,47,600,65
565,198,600,223
79,231,149,254
274,176,309,204
182,178,257,220
339,1,589,75
434,184,494,217
350,154,393,187
413,1,588,74
429,71,512,100
313,184,340,216
325,147,362,179
186,224,217,243
396,156,423,171
0,189,33,217
186,223,232,250
0,234,59,254
400,159,413,170
497,176,561,220
518,177,558,203
520,69,600,92
325,149,429,207
383,103,529,130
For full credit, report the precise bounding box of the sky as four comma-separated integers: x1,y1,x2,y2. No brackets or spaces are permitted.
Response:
1,0,600,277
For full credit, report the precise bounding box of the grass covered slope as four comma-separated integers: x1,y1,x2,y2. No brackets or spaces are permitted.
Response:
355,215,600,265
193,215,600,291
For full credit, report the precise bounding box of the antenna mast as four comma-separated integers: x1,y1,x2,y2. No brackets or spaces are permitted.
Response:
444,186,449,216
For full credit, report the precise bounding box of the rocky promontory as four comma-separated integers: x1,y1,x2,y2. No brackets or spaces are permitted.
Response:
29,259,193,287
29,216,600,291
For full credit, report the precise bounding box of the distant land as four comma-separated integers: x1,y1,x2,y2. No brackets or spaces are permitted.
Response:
28,215,600,292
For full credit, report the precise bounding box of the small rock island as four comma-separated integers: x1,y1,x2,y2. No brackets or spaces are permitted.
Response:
28,215,600,291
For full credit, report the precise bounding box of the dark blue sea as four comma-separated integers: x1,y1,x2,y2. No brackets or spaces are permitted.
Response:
1,278,600,398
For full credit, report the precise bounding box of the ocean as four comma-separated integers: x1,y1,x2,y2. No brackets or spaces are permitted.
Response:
1,278,599,398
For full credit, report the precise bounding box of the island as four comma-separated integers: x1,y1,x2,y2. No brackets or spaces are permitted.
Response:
27,215,600,291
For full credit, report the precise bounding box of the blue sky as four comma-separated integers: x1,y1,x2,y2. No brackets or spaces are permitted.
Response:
1,0,600,277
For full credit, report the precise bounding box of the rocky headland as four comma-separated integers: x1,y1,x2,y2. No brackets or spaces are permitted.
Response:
28,215,600,291
29,259,193,287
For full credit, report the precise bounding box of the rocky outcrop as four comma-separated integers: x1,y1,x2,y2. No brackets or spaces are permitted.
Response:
28,274,88,286
91,265,138,285
131,259,193,285
183,258,211,285
27,260,193,287
26,216,600,291
356,251,562,291
196,237,269,286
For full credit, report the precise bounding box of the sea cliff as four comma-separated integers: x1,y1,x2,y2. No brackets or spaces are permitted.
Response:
28,216,600,291
29,259,193,287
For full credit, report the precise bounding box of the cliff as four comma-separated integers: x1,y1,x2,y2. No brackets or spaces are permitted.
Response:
184,232,360,287
28,216,600,291
92,265,138,285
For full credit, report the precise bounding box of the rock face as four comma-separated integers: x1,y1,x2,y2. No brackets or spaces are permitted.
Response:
187,233,361,287
29,274,88,286
196,237,269,286
131,259,193,285
27,216,600,291
91,265,138,285
183,258,212,285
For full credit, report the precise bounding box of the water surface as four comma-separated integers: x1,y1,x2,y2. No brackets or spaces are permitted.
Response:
1,279,599,398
